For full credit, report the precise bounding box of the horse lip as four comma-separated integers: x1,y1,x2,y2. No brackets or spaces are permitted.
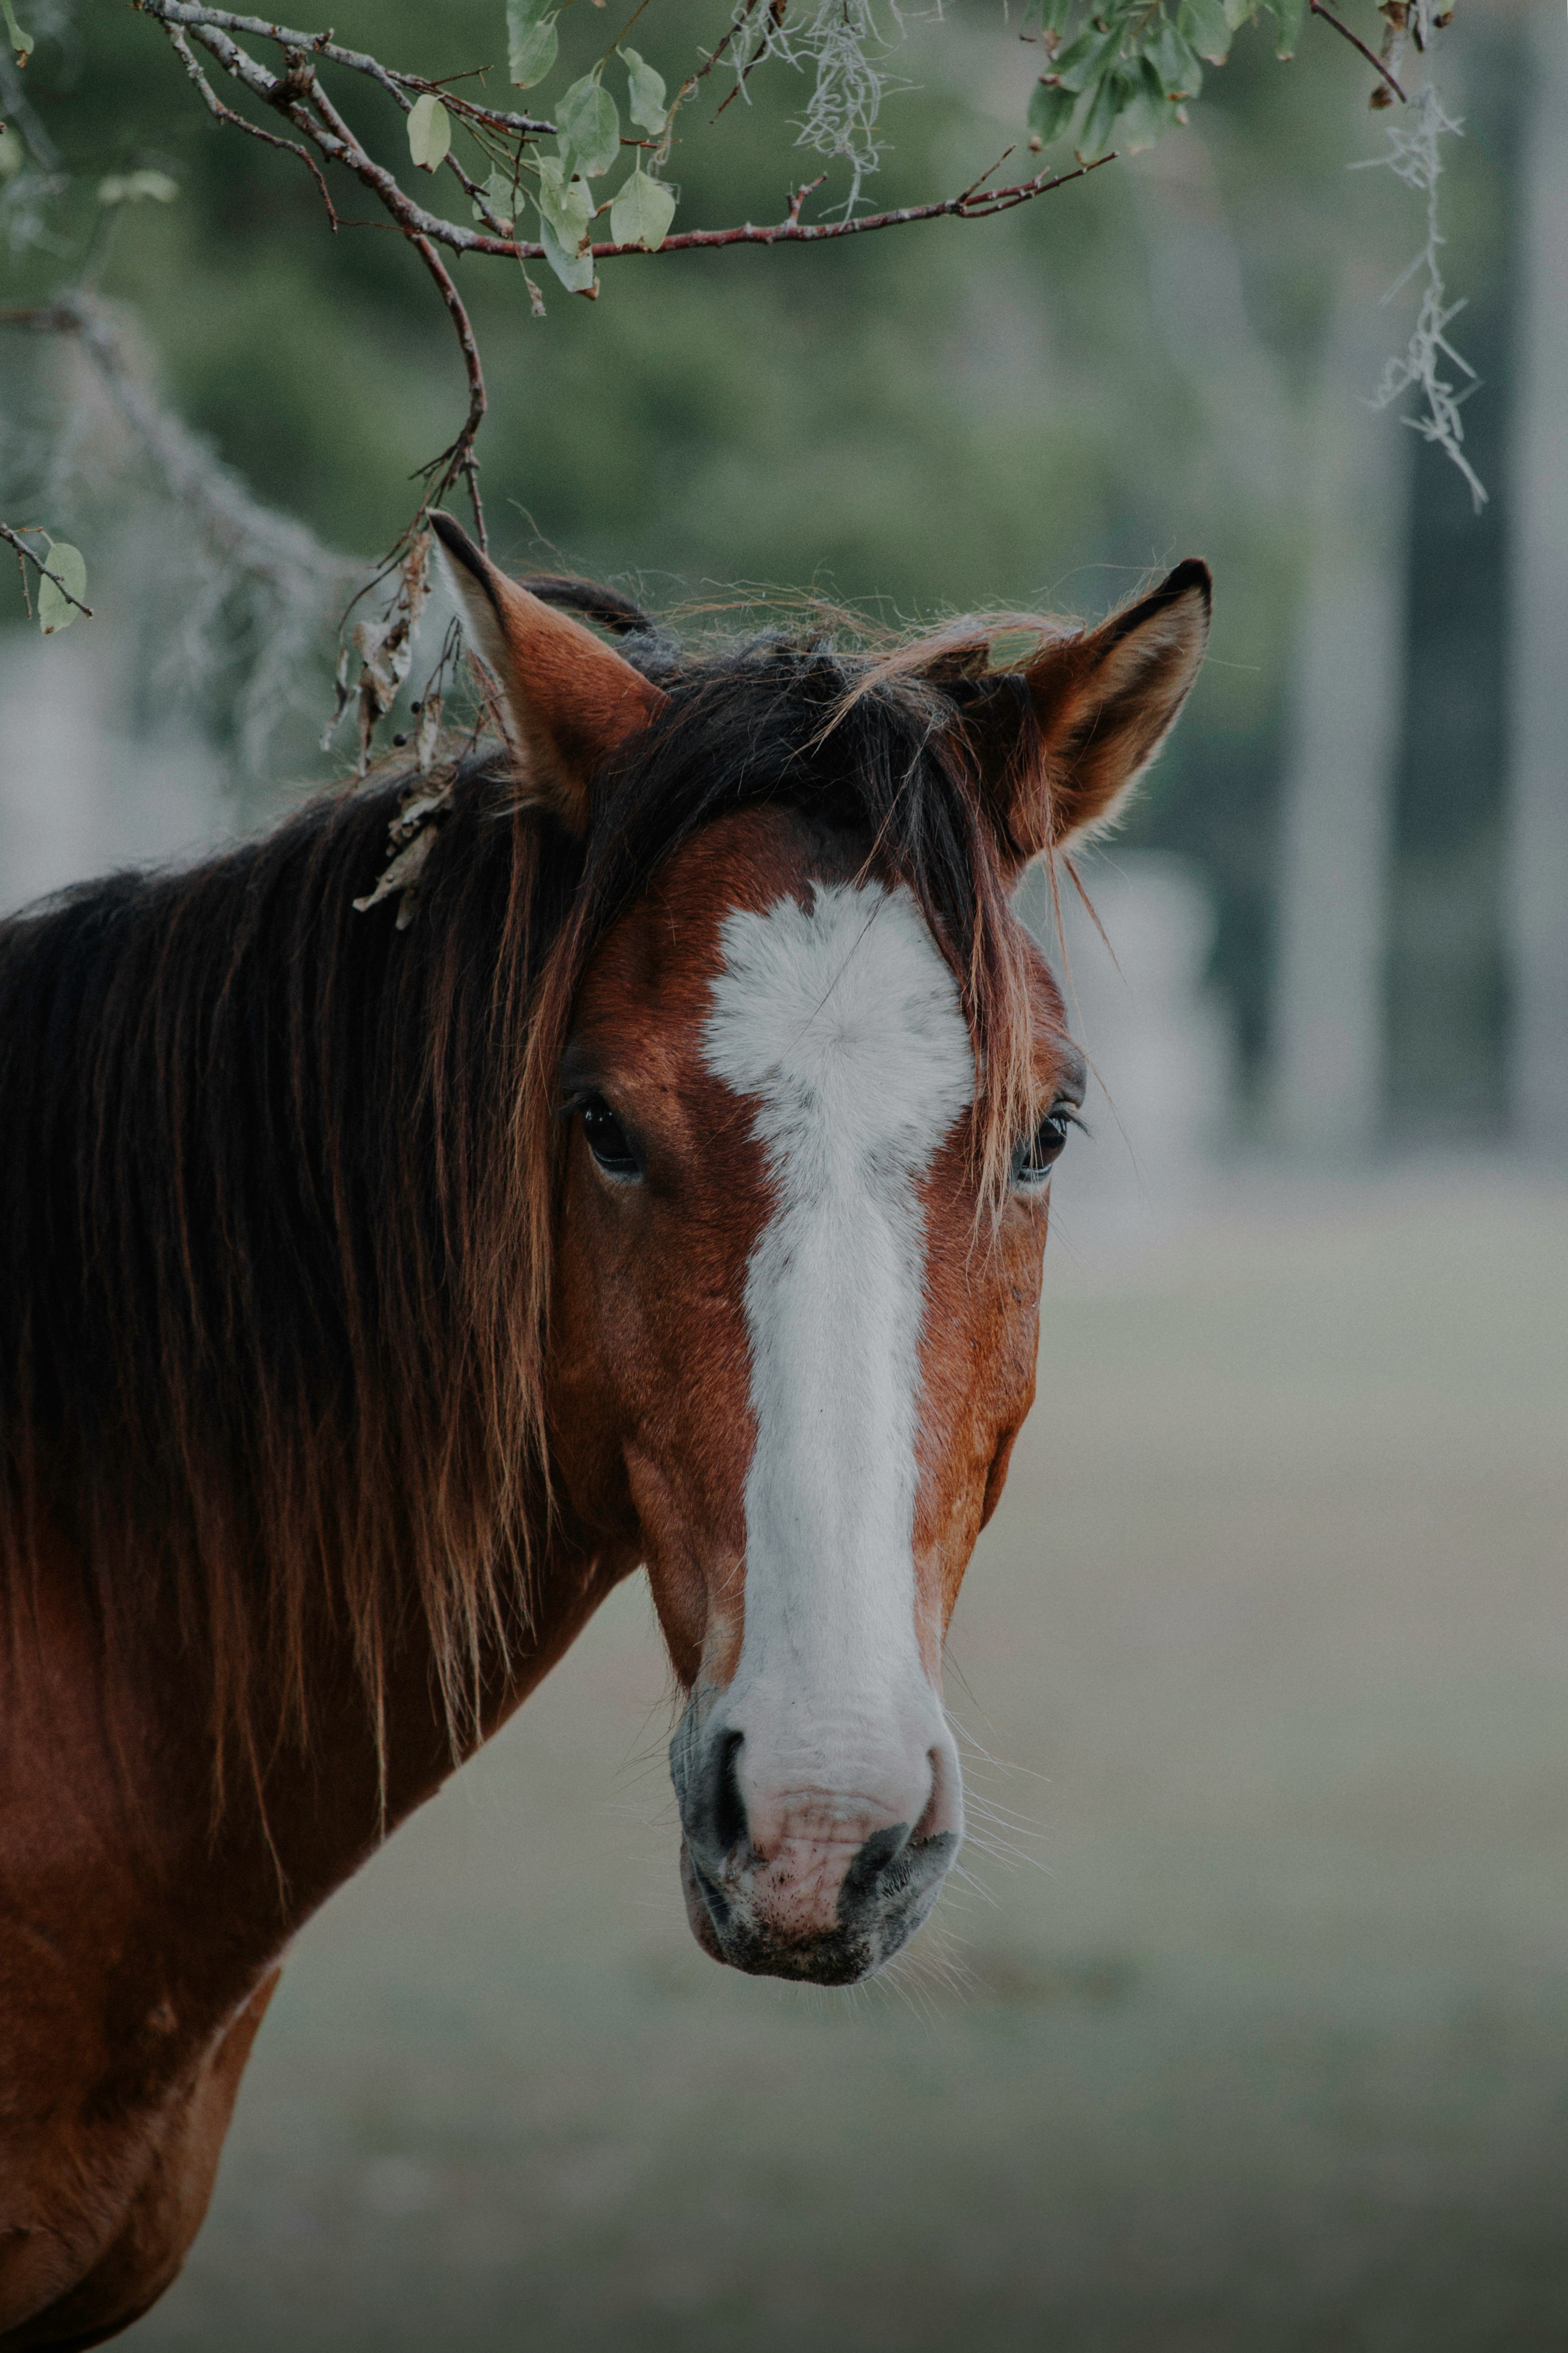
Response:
836,1818,914,1914
677,1835,733,1967
685,1842,735,1931
677,1823,959,1985
839,1824,958,1924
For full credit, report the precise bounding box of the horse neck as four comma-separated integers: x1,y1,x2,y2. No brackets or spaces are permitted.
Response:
0,775,608,1973
202,1510,626,1953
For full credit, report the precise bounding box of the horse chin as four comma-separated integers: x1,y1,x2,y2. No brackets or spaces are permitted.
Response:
677,1834,947,1988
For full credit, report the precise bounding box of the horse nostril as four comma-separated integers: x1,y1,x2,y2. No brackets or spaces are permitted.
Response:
836,1820,914,1923
915,1743,955,1845
707,1726,748,1862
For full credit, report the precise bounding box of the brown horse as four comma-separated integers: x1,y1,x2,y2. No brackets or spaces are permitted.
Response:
0,519,1209,2347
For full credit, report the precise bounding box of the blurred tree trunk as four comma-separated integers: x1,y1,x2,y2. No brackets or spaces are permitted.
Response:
1506,3,1568,1154
1272,266,1410,1157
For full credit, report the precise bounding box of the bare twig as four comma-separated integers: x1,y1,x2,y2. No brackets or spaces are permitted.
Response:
714,0,788,119
588,154,1115,254
1309,0,1407,105
787,173,829,225
688,0,768,97
163,20,340,223
409,236,489,547
594,0,658,77
132,0,556,134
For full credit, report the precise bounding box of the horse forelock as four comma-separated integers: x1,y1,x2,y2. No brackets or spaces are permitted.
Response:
0,610,1061,1803
542,629,1055,1208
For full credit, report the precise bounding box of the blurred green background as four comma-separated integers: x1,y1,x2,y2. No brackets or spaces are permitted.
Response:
0,0,1537,1118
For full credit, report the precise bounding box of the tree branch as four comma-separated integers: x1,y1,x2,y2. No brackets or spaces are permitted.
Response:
134,1,1105,268
582,153,1116,257
408,236,489,549
132,0,556,135
118,0,1114,766
162,19,340,222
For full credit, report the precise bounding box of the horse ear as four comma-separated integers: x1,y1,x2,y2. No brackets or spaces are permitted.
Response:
430,512,668,835
984,559,1212,867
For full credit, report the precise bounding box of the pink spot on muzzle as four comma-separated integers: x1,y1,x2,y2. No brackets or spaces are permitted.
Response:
672,1705,963,1984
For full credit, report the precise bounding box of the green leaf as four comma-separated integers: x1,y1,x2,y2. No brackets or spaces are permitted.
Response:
608,163,676,250
1027,76,1078,149
507,6,558,89
0,124,21,185
473,167,515,229
538,215,595,293
1037,0,1077,33
1223,0,1256,25
1149,19,1204,95
1270,0,1306,57
407,93,451,172
621,46,669,136
1050,20,1124,94
38,541,86,636
0,0,32,65
1177,0,1232,64
1076,66,1129,160
535,153,595,251
557,71,621,179
1115,54,1174,153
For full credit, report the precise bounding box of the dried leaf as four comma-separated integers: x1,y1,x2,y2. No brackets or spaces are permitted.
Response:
355,759,455,927
352,824,437,923
389,791,448,843
402,531,432,637
414,692,444,775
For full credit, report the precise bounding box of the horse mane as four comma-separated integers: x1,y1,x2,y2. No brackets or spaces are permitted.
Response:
0,583,1061,1799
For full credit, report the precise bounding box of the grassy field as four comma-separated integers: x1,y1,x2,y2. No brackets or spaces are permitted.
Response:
128,1168,1568,2353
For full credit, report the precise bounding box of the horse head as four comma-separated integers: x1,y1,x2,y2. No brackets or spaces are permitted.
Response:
437,516,1209,1986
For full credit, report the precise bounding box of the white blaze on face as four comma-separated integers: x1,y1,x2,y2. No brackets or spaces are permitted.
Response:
702,880,974,1840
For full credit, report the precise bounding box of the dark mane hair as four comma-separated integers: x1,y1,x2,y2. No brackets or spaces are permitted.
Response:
0,593,1057,1792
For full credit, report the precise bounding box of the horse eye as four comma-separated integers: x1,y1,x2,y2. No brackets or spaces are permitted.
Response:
1011,1106,1074,1189
580,1097,641,1180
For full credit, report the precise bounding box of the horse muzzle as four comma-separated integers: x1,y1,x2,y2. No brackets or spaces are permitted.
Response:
669,1692,963,1985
